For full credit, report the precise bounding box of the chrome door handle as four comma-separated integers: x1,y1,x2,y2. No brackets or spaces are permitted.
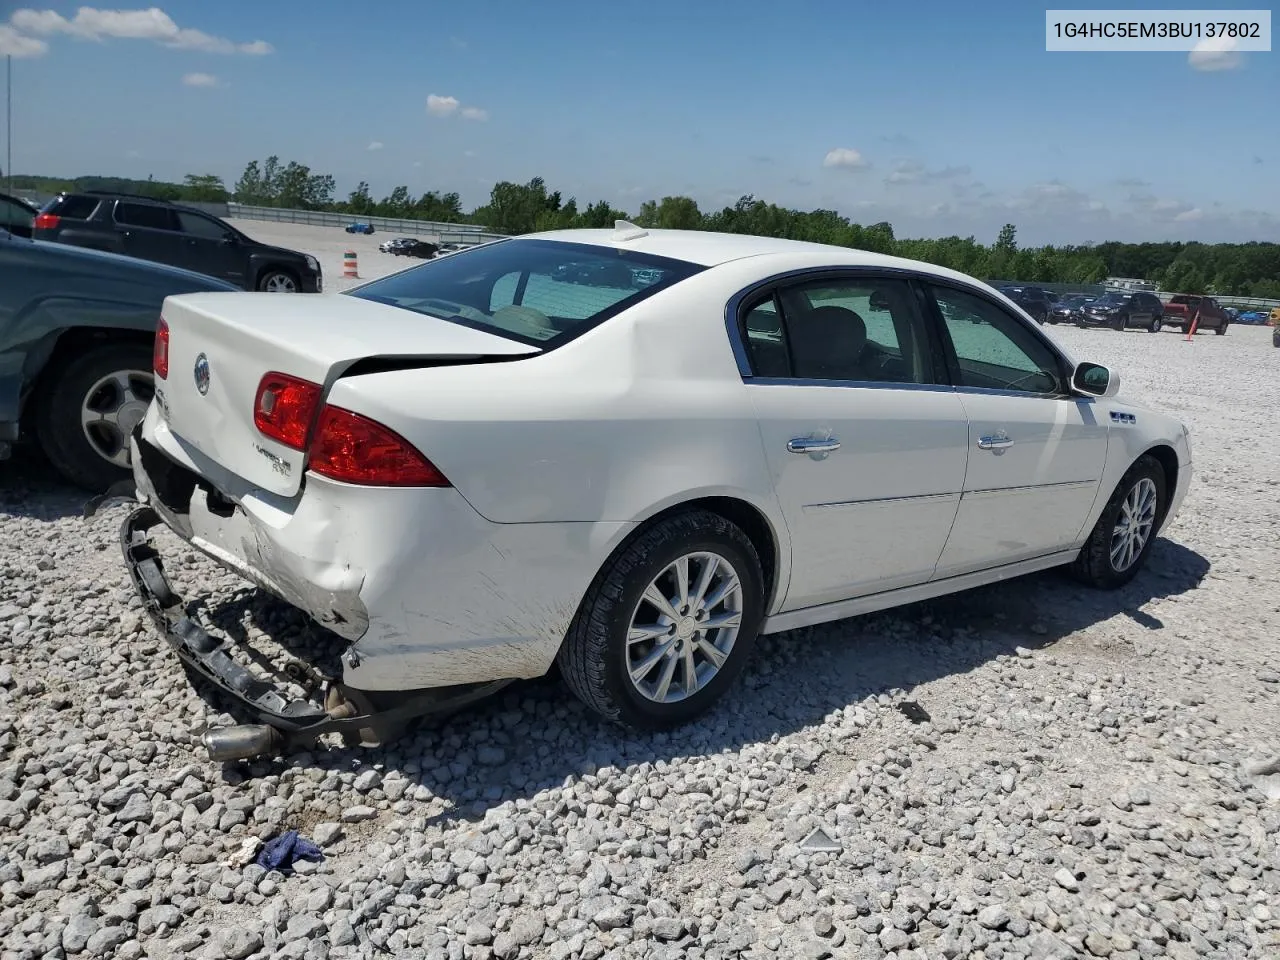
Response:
977,434,1014,450
787,437,841,455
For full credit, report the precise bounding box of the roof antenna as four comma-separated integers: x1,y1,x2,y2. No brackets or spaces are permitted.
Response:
612,219,648,241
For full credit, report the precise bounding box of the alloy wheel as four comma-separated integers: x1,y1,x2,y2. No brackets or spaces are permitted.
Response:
626,551,744,703
80,369,154,468
1110,477,1158,572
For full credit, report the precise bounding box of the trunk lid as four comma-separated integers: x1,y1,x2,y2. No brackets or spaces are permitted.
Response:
155,292,539,497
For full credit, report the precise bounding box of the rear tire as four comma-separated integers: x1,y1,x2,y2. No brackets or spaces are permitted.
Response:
1150,317,1162,333
33,342,153,491
1069,454,1167,590
1214,321,1227,335
557,509,765,729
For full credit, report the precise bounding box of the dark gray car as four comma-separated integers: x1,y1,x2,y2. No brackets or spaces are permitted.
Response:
0,231,239,489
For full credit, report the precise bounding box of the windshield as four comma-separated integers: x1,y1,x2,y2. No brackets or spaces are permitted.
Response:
346,238,704,346
1094,293,1128,305
1061,296,1092,307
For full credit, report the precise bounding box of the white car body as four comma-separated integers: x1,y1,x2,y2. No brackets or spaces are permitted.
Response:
127,224,1192,742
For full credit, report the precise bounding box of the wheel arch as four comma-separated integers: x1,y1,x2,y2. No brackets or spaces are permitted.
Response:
22,326,155,432
594,492,789,619
1141,442,1180,525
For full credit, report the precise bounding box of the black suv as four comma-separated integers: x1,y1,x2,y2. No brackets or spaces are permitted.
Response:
33,192,322,293
997,286,1052,323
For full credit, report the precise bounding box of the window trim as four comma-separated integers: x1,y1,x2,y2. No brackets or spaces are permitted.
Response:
917,277,1077,400
725,265,1078,395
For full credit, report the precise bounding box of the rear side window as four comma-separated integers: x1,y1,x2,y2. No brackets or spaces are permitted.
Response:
115,202,178,231
46,195,100,219
348,238,704,347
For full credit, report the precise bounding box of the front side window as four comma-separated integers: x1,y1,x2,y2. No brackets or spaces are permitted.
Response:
929,285,1064,394
348,239,703,346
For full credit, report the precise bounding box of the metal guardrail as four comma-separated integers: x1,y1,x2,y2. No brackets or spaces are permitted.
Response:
225,203,506,245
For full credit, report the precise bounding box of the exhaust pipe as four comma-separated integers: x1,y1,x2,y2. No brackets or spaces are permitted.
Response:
202,724,284,762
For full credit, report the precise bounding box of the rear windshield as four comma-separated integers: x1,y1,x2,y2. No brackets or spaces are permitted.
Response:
347,238,704,347
45,195,100,219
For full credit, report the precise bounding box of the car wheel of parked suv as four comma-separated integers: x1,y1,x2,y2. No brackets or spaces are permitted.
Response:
1069,454,1167,590
557,509,765,729
1150,317,1162,333
259,269,299,293
34,342,153,491
1214,321,1228,336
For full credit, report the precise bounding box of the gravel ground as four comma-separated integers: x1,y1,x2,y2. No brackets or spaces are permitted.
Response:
1,322,1278,960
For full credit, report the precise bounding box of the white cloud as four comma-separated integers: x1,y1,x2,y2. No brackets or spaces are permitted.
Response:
182,72,219,87
0,23,47,56
1188,36,1243,71
427,94,489,121
367,141,384,151
823,148,868,170
1174,207,1204,222
7,7,272,55
427,94,460,117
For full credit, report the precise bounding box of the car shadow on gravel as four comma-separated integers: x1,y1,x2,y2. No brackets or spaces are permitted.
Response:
0,449,98,522
197,536,1210,823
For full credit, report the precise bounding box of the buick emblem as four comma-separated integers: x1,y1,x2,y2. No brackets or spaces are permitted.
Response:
193,353,211,395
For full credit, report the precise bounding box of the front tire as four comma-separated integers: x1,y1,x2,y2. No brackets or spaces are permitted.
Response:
1214,321,1227,335
258,269,299,293
1069,454,1167,589
1150,316,1162,333
557,509,765,729
33,342,154,491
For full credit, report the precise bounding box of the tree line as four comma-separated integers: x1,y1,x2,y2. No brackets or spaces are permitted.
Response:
10,161,1280,298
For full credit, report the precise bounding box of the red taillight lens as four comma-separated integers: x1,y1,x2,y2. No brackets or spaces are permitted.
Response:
153,319,170,379
33,213,60,230
309,405,449,487
254,372,322,450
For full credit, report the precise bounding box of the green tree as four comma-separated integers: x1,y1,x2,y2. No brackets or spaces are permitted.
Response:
181,174,228,202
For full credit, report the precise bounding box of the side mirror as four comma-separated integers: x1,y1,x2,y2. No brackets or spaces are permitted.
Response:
1072,361,1120,398
221,234,238,246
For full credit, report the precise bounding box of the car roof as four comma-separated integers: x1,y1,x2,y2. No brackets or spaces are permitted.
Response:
520,225,993,285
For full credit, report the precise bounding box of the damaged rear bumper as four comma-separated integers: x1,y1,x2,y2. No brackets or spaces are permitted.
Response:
121,504,509,760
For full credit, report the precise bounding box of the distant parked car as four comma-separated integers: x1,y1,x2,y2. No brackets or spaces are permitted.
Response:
0,192,38,239
1160,295,1229,335
1079,291,1165,332
0,230,239,489
380,237,438,258
34,191,322,293
998,286,1051,323
392,239,439,259
1047,295,1097,325
346,222,375,235
1237,310,1269,324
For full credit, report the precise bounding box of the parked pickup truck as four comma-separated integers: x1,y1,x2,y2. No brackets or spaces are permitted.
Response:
1161,295,1230,335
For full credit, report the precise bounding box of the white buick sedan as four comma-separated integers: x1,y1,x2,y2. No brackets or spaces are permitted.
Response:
120,223,1192,760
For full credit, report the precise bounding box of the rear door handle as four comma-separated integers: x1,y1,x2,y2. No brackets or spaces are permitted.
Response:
787,437,841,455
977,434,1014,450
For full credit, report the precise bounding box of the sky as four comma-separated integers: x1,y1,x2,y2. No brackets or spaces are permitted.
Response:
2,1,1278,245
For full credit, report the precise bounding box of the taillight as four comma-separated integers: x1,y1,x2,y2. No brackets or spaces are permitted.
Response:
254,372,322,450
309,405,449,487
33,213,60,230
153,319,170,379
